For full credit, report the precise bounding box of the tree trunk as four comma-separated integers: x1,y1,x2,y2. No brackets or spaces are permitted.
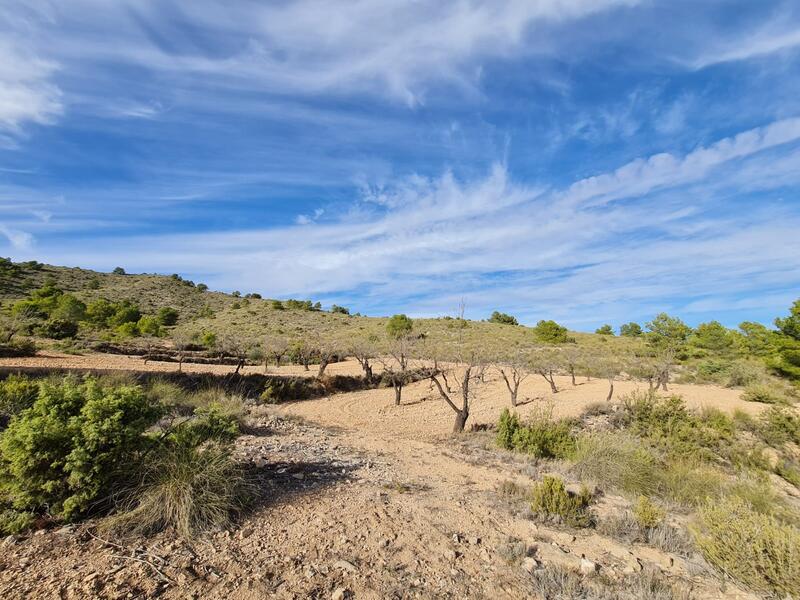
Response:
303,358,310,371
264,357,269,374
510,389,518,407
452,410,468,433
394,383,402,406
235,358,245,374
317,358,329,379
542,371,558,394
178,353,184,373
606,380,614,402
570,367,576,386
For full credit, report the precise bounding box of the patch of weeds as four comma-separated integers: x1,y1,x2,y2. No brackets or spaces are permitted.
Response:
497,536,535,565
0,508,36,535
692,497,800,597
530,475,592,527
632,496,665,529
758,406,800,447
776,460,800,487
571,432,659,496
741,383,789,405
530,563,691,600
657,459,727,507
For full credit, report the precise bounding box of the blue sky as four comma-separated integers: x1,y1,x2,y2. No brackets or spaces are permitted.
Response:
1,0,800,329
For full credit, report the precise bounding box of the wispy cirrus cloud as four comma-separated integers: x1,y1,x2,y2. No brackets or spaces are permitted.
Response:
15,117,800,327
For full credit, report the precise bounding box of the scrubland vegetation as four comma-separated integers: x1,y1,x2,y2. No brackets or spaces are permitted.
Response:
1,259,799,598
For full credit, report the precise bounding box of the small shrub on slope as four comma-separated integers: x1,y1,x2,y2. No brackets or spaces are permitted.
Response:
693,497,800,597
530,475,592,527
571,432,659,496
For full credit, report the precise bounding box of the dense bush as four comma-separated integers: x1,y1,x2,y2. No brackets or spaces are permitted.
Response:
489,311,518,326
595,324,614,335
136,315,161,337
38,318,79,339
530,475,592,527
619,322,642,337
0,376,163,522
496,408,575,459
759,406,800,447
693,497,800,597
532,319,571,344
386,313,413,338
0,375,39,423
632,496,665,529
157,306,179,326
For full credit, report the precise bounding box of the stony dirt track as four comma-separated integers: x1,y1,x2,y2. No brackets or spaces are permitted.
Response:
0,353,766,599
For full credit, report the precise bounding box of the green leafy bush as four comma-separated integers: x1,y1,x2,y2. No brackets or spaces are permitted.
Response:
533,319,571,344
109,302,141,327
136,315,161,337
38,318,78,339
386,314,413,338
115,321,140,338
497,407,575,459
0,376,163,521
530,475,592,527
759,406,800,447
0,508,35,535
157,307,179,326
0,375,39,422
489,311,518,326
693,497,800,597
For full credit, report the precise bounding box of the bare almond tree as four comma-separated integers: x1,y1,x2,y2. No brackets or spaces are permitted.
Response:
561,346,586,386
497,348,530,407
590,353,624,402
428,350,486,433
379,335,414,405
529,347,563,394
263,335,290,372
350,336,378,382
171,330,194,373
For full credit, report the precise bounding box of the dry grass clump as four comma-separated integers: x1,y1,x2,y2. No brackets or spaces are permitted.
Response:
108,440,249,539
597,510,693,556
570,432,659,496
741,382,789,405
692,497,800,597
530,563,691,600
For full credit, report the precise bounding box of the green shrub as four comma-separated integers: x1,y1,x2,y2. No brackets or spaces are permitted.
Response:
0,508,36,535
115,321,140,338
38,318,78,339
496,408,520,450
157,307,179,326
0,375,39,422
136,315,161,337
741,383,788,405
632,496,665,529
85,299,117,327
386,314,413,338
533,319,571,344
693,497,800,597
726,361,763,387
571,432,659,496
489,311,518,326
776,460,800,487
109,302,141,327
508,408,575,459
0,377,163,521
759,406,800,447
530,475,592,527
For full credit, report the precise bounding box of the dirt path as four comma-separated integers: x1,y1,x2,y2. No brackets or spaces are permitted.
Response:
0,353,766,598
0,404,756,599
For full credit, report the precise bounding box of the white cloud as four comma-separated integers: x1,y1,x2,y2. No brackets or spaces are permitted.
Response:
0,224,33,249
0,38,62,134
18,117,800,326
692,26,800,69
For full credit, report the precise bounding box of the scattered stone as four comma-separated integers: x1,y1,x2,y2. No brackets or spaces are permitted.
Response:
34,529,47,536
254,457,267,468
83,572,99,583
239,527,254,539
452,533,460,544
467,536,480,545
333,559,357,573
580,556,598,576
331,587,349,600
292,473,305,480
521,557,539,574
444,549,457,562
55,525,75,535
2,535,16,547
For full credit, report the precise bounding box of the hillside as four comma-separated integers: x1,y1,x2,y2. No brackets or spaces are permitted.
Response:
0,259,631,354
